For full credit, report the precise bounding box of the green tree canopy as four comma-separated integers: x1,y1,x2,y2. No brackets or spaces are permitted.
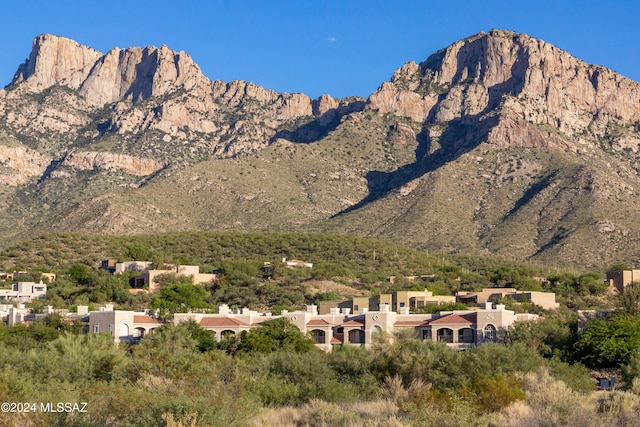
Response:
236,318,315,354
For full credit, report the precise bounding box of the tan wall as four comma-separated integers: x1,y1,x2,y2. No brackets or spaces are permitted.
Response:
606,270,640,293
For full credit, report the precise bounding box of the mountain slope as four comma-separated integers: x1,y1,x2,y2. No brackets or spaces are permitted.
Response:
1,30,640,268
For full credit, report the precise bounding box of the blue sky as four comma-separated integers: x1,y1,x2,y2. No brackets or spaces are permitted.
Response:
2,1,639,99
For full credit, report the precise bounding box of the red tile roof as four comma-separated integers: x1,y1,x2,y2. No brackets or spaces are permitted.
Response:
199,317,249,327
427,313,476,325
330,336,342,344
341,319,365,326
133,315,162,325
307,319,332,326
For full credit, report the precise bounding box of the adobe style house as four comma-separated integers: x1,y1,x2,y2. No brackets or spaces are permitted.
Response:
175,302,537,352
113,261,154,274
606,269,640,293
5,304,89,326
456,288,559,310
0,281,47,303
319,289,456,315
89,304,162,343
132,265,218,292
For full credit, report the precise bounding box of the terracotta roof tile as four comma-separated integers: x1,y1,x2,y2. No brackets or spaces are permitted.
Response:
133,315,162,325
199,317,249,327
307,319,332,326
341,319,365,326
330,336,342,344
427,313,476,325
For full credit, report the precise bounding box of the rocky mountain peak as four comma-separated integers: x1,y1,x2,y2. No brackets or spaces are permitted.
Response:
10,34,207,107
369,29,640,151
11,34,103,92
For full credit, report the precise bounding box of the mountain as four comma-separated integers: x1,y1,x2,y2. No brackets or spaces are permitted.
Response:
1,29,640,268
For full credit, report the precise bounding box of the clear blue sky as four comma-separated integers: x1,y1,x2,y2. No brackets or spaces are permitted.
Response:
2,0,639,99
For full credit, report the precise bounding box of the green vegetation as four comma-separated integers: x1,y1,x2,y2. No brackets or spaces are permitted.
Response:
0,317,601,426
0,230,638,424
0,231,609,312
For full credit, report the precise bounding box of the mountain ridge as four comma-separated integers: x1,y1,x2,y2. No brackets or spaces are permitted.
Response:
1,30,640,269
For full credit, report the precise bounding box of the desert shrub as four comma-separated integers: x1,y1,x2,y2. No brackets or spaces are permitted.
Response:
498,367,598,427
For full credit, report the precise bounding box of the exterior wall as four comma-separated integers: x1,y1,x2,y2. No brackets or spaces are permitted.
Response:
606,270,640,293
191,273,218,285
475,304,515,344
168,303,537,352
134,267,218,291
456,288,558,310
115,261,153,274
0,281,47,302
89,310,160,343
133,270,174,291
394,290,456,311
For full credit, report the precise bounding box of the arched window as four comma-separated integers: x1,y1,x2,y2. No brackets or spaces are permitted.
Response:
348,329,365,344
311,329,326,344
484,324,497,342
371,325,383,339
221,330,236,340
437,328,453,343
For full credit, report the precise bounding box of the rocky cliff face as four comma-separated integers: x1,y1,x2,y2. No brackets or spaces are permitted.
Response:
1,34,364,163
368,30,640,153
60,151,165,176
2,30,640,268
0,145,50,185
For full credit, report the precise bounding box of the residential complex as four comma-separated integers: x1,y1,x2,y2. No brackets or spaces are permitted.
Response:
175,301,538,351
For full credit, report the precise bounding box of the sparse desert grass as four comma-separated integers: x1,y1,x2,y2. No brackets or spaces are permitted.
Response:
250,399,403,427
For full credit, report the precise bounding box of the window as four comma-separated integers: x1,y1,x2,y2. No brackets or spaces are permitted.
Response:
354,305,359,311
311,329,326,344
484,324,497,342
399,302,405,308
93,325,99,333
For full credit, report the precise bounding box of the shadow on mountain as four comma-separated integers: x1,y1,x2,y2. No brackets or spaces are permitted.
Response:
505,172,557,218
333,42,530,217
334,115,498,217
272,100,365,144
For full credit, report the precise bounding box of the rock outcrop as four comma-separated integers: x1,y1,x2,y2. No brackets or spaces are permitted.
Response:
61,151,165,176
1,35,365,161
11,34,103,92
0,145,51,186
368,29,640,152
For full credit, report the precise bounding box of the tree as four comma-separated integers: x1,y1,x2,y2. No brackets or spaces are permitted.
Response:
151,283,212,315
607,263,631,273
573,313,640,368
618,282,640,315
236,318,315,354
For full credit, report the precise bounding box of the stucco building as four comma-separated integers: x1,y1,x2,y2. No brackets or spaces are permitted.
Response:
88,305,162,343
456,288,559,310
175,302,537,352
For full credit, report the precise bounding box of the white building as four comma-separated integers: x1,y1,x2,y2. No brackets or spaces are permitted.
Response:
0,281,47,303
88,305,162,343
